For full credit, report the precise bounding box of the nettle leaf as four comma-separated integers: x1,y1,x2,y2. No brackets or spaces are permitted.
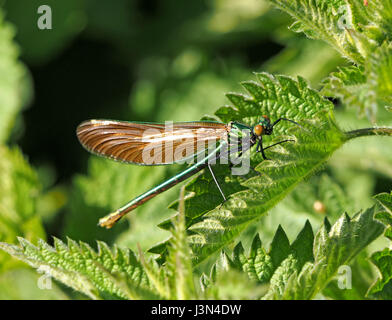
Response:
268,0,375,63
368,192,392,299
205,207,383,299
323,250,377,300
263,206,384,299
322,42,392,121
0,9,32,143
200,252,268,300
261,222,315,299
175,73,345,266
165,187,197,300
270,0,392,121
374,192,392,216
367,42,392,106
368,248,392,300
0,237,159,300
321,65,374,118
200,251,269,299
0,146,45,272
221,73,333,129
137,188,199,300
226,223,313,285
230,235,275,283
365,0,392,43
137,248,170,300
374,191,392,241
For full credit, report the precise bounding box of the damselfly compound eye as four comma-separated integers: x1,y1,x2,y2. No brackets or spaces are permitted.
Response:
254,124,263,136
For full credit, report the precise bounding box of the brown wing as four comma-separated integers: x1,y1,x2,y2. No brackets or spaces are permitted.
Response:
76,119,229,165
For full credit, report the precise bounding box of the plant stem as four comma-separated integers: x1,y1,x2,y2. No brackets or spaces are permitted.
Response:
345,127,392,140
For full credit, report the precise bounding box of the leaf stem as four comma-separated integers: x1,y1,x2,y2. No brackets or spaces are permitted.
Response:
346,127,392,140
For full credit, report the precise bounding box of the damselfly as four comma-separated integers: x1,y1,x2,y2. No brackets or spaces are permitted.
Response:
76,116,301,228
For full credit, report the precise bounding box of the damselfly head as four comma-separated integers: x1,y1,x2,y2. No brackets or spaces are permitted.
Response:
253,124,263,136
253,115,273,136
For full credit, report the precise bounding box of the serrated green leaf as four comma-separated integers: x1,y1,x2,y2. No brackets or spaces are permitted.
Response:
241,235,274,283
264,206,384,299
0,146,45,272
285,0,392,121
0,239,99,299
323,250,377,300
0,268,69,299
367,248,392,300
374,192,392,217
268,0,373,63
179,73,344,266
321,65,374,118
259,222,315,299
200,250,268,299
322,42,392,122
368,191,392,299
374,192,392,241
200,266,267,299
365,0,392,43
0,237,158,300
165,187,196,299
209,207,383,300
137,247,170,300
264,253,301,299
226,222,312,287
374,211,392,242
367,42,392,104
230,241,246,270
290,220,314,268
269,225,291,267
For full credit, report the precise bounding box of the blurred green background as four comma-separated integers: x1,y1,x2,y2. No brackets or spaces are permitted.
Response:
0,0,391,299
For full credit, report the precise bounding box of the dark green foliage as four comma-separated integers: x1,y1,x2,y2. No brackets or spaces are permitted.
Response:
1,0,392,300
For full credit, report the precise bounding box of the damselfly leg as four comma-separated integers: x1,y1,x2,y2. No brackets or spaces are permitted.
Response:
256,137,295,160
207,164,228,208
